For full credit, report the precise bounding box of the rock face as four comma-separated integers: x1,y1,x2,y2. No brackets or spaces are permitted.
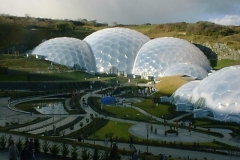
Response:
195,43,240,60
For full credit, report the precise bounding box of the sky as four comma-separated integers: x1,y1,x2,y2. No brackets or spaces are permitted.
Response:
0,0,240,26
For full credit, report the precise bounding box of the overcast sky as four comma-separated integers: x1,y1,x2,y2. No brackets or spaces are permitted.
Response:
1,0,240,26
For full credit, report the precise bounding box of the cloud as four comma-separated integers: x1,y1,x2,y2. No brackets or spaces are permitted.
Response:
209,15,240,26
0,0,240,25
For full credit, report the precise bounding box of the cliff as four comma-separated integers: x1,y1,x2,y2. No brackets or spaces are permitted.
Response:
195,43,240,60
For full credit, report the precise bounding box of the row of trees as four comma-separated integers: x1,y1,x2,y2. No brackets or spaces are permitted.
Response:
151,21,240,36
0,135,119,160
0,14,108,29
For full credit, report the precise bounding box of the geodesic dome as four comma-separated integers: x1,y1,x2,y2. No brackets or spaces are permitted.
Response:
171,81,200,105
132,37,211,78
84,28,150,74
191,65,240,123
163,63,208,80
31,37,97,72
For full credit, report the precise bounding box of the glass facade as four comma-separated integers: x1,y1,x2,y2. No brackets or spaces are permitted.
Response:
132,37,211,78
171,81,200,105
32,37,97,72
84,27,150,74
163,63,208,80
191,65,240,122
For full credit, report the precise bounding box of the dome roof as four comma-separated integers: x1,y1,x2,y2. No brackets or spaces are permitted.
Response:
132,37,211,78
84,27,150,74
163,63,208,80
191,65,240,122
32,37,96,72
171,81,200,105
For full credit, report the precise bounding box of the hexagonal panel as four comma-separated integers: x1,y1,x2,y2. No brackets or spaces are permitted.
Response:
84,28,150,74
163,63,208,80
32,37,96,72
191,65,240,123
132,37,211,78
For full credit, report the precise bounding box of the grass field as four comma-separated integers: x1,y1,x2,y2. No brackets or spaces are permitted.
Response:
154,75,193,96
89,120,134,141
103,105,149,121
132,99,170,118
213,59,240,69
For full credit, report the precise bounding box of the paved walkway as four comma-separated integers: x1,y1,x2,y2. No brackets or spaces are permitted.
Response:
1,88,240,159
0,132,239,160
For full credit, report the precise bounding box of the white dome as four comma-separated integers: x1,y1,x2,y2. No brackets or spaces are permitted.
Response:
132,37,211,78
84,27,150,74
32,37,96,72
163,63,208,80
171,81,200,105
191,65,240,122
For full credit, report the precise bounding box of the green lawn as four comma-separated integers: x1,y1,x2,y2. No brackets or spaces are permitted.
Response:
193,120,211,126
103,105,149,121
89,120,134,141
213,59,240,70
132,99,170,117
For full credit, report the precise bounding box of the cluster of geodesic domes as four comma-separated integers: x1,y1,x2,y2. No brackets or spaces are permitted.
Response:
171,65,240,123
31,27,240,123
31,27,211,79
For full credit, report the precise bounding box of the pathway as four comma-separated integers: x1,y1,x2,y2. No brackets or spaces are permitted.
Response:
1,88,240,159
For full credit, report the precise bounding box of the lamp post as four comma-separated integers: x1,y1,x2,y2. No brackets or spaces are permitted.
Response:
146,123,149,153
52,104,55,134
94,133,96,145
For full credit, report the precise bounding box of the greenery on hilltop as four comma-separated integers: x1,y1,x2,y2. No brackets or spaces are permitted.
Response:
0,14,240,54
0,14,240,82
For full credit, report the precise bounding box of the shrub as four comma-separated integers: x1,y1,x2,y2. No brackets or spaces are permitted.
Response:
8,135,14,147
50,143,60,156
24,137,29,146
71,145,79,160
86,118,89,123
5,122,9,126
100,150,110,160
90,114,94,119
61,143,69,158
15,138,23,152
81,148,91,160
92,148,100,160
34,139,40,154
0,135,7,149
80,122,84,127
42,140,50,154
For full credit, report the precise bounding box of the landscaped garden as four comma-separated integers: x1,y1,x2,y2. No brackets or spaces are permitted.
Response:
0,54,240,159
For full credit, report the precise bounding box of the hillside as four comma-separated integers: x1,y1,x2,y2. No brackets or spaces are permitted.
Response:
0,15,240,61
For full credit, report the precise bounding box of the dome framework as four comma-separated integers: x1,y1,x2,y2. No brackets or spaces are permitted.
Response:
32,37,97,72
191,65,240,123
84,27,150,74
132,37,211,78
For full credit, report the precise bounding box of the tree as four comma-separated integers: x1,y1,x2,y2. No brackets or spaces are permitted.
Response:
0,135,7,149
61,143,69,158
80,148,91,160
71,145,79,160
42,140,50,154
113,22,118,26
50,143,60,156
56,22,71,30
92,148,100,160
15,138,23,151
25,13,30,18
34,139,40,154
